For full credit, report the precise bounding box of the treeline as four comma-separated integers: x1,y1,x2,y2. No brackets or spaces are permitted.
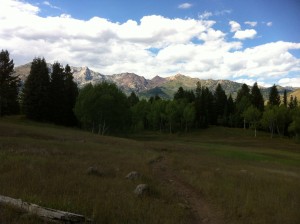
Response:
0,50,78,126
1,49,300,138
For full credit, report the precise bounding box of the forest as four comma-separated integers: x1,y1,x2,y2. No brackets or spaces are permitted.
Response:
1,49,300,138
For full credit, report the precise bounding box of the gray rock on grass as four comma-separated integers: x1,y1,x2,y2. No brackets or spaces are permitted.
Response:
134,184,149,196
126,171,140,180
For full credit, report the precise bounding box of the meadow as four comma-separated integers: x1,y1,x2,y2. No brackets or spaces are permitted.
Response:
0,116,299,224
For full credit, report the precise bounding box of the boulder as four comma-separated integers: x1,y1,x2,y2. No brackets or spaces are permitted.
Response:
134,184,149,196
86,166,103,176
125,171,140,180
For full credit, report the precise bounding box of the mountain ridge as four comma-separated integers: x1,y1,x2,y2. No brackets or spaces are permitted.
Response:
14,63,299,99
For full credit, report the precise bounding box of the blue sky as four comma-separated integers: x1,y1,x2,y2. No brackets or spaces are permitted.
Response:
1,0,300,86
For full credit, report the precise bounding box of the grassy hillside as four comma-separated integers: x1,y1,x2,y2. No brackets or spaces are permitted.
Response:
0,116,299,224
289,89,300,99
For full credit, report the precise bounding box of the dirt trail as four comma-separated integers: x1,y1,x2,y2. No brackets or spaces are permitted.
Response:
151,156,223,224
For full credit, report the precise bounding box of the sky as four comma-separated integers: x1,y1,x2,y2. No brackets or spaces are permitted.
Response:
0,0,300,87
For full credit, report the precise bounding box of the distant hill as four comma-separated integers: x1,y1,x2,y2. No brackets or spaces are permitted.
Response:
288,89,300,99
14,63,299,99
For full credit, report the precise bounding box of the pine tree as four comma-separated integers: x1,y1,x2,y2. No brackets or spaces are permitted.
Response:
283,89,287,107
22,58,50,121
235,84,251,128
49,62,65,124
0,50,20,116
251,82,264,111
63,64,78,126
128,91,139,107
214,83,227,125
268,84,281,106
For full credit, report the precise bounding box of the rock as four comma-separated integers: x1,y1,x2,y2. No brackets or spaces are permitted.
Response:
86,166,103,176
134,184,149,196
125,171,140,180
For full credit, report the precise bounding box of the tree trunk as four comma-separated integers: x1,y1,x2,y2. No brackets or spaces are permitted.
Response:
0,195,90,223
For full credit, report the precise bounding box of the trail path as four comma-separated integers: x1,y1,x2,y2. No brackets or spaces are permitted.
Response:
151,156,224,224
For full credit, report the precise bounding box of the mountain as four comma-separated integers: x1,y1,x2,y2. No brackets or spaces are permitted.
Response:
14,63,299,99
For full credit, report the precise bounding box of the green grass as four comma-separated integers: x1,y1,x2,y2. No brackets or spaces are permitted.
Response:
0,116,299,224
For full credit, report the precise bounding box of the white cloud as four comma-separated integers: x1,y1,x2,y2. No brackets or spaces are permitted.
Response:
278,77,300,87
178,3,192,9
43,1,60,10
245,21,257,27
233,29,257,40
199,11,213,20
267,22,273,27
0,0,300,85
214,9,232,16
229,21,241,32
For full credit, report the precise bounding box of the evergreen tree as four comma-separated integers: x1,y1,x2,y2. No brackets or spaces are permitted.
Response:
49,62,65,124
22,58,50,121
236,84,250,104
214,84,227,125
174,87,185,100
235,84,251,128
268,84,281,106
225,94,235,126
283,89,287,107
251,82,264,112
0,50,20,116
63,64,78,126
289,95,296,109
195,82,212,128
128,91,139,107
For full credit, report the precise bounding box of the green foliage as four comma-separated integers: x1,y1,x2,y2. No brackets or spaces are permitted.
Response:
22,58,50,121
131,99,150,132
63,64,79,126
289,95,298,109
242,105,261,136
268,85,281,106
183,102,195,132
283,89,287,107
74,82,131,134
127,91,139,107
288,107,300,138
214,84,227,125
251,82,264,111
49,62,65,124
0,50,20,116
21,59,78,126
234,84,251,127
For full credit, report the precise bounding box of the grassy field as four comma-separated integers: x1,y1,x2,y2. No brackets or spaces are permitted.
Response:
0,116,299,224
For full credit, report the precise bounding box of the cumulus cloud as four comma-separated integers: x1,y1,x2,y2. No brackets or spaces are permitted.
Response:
233,29,257,40
267,22,273,27
229,21,241,32
178,3,192,9
278,77,300,87
245,21,257,27
230,21,257,40
0,0,300,86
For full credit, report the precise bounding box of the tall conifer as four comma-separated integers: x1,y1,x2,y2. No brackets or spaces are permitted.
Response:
22,58,50,121
251,82,264,111
268,84,281,106
0,50,20,116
